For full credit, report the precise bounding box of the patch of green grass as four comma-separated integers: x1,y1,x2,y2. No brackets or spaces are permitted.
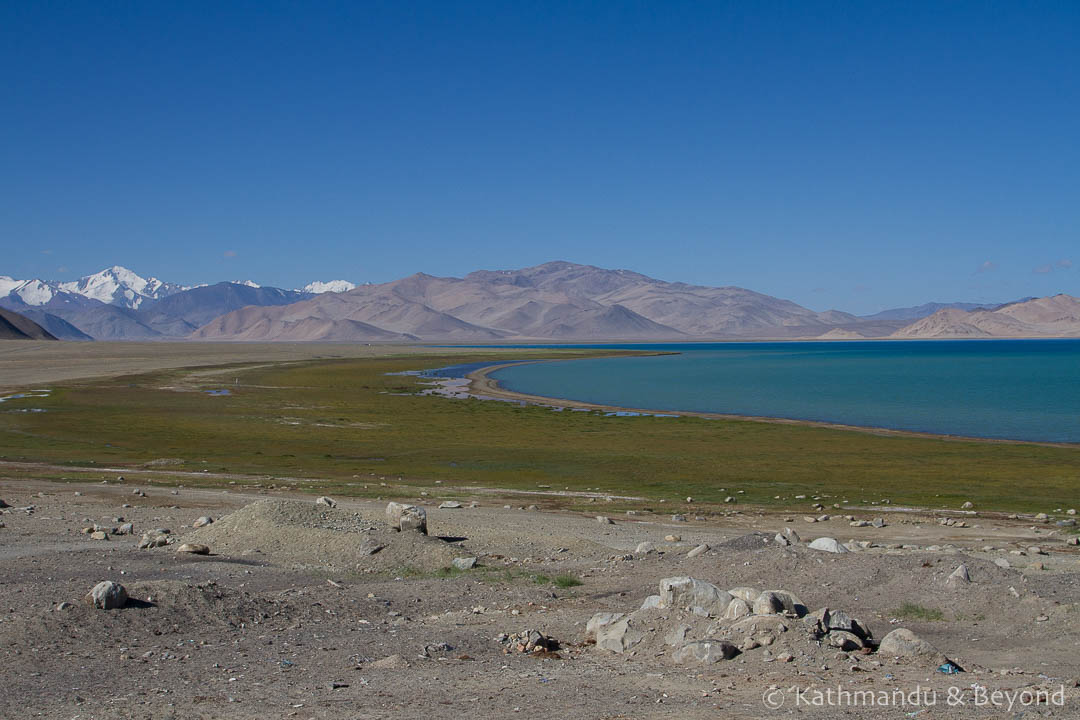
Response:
552,573,583,588
0,352,1077,512
892,603,946,622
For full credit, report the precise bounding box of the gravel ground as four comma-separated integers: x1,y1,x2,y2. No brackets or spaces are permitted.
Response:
2,477,1079,719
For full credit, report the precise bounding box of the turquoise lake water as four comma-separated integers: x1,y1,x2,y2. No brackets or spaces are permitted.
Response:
484,341,1080,443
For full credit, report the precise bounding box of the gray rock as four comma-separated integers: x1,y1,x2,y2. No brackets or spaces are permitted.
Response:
594,614,645,652
596,515,614,524
639,594,662,611
176,543,210,554
872,517,886,528
586,612,625,641
192,516,213,528
728,587,761,604
138,533,168,549
659,577,733,617
84,581,127,610
452,557,477,570
774,532,791,546
117,522,134,535
671,514,687,522
752,591,785,616
946,564,971,588
828,630,864,651
961,501,974,509
993,558,1011,568
316,496,337,508
89,531,108,541
815,608,871,639
878,628,946,664
808,537,849,553
687,543,709,558
673,641,738,664
635,541,656,555
386,502,427,534
723,597,751,620
439,501,463,509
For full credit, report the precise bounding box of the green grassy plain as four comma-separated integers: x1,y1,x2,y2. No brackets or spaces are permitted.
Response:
1,351,1077,512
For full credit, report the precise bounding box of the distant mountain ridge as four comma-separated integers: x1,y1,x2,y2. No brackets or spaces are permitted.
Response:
890,294,1080,338
0,267,358,340
196,261,868,342
3,262,1074,342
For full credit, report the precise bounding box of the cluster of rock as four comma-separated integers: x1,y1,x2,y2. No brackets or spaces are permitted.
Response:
81,520,135,540
587,576,946,668
497,629,559,655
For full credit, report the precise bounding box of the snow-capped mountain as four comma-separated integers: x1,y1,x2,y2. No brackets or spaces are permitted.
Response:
302,280,356,294
56,265,189,309
1,266,188,309
232,280,262,288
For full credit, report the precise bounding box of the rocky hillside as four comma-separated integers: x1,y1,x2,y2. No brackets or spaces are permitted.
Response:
0,308,57,340
891,294,1080,338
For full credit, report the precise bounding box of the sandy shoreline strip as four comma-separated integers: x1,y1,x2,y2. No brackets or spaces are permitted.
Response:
465,357,1080,449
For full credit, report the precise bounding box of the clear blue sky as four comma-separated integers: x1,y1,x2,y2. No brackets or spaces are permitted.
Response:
2,1,1077,314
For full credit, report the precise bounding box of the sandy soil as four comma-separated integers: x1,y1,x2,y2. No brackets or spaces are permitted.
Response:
0,341,453,390
1,474,1078,719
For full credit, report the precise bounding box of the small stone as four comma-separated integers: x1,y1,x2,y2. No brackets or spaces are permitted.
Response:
596,515,614,524
671,514,687,522
439,501,463,509
89,531,108,541
687,543,709,558
192,516,213,528
55,601,74,611
452,557,477,570
961,501,974,510
316,496,337,508
635,541,656,555
664,534,681,542
176,543,210,555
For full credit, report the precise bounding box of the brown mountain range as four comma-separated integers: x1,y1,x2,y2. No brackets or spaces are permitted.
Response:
193,261,860,342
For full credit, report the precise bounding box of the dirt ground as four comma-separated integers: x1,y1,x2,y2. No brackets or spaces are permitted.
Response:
1,473,1079,719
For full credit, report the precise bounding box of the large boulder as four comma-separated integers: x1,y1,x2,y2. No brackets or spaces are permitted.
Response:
728,587,761,604
594,614,645,653
815,607,871,640
808,537,849,553
878,629,947,664
752,591,785,616
723,597,751,620
585,612,624,641
659,577,733,617
84,581,127,610
672,641,738,664
386,502,427,534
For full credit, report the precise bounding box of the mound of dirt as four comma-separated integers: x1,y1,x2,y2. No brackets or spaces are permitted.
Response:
180,499,469,572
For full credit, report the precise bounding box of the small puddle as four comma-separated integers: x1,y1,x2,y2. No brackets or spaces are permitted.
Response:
203,389,232,396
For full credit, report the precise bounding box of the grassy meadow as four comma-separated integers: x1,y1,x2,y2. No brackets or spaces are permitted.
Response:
0,350,1077,512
